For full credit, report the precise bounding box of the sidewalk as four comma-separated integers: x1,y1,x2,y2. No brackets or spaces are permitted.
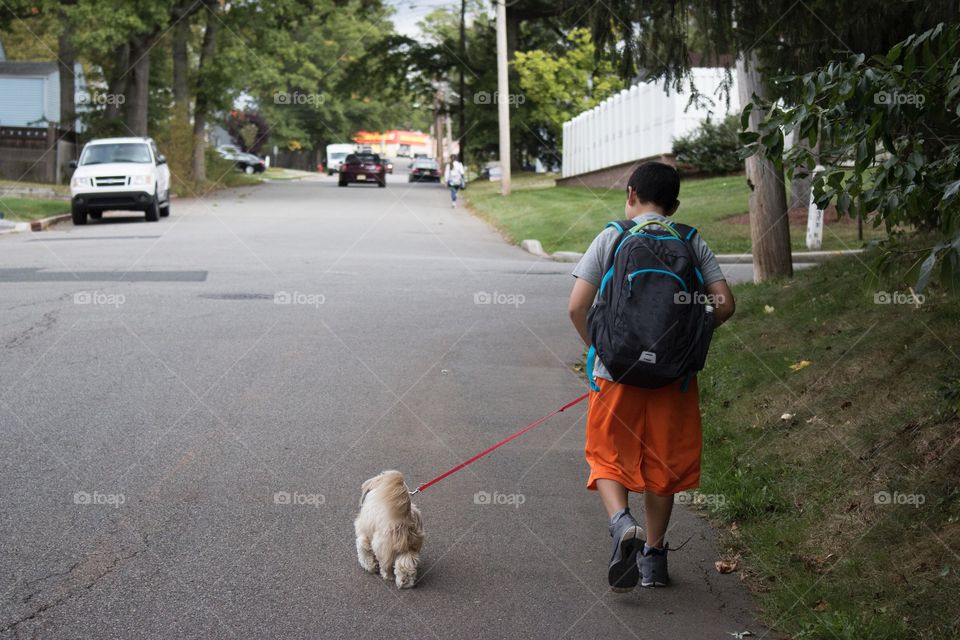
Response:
519,238,865,264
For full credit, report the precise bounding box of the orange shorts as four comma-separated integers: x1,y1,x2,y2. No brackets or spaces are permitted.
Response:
585,377,702,496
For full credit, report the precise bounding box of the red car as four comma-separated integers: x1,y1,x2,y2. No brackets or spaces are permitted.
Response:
338,153,387,187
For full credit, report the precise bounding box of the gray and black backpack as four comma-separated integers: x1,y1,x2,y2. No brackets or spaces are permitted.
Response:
586,218,716,392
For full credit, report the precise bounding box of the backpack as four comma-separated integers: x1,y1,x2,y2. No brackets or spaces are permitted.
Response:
586,218,716,392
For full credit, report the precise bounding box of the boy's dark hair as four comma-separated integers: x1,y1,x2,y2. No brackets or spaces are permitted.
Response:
627,162,680,210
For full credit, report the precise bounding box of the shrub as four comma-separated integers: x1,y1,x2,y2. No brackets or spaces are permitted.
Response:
672,115,741,174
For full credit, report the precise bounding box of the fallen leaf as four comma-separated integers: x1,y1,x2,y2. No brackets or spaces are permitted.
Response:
763,305,775,314
814,599,830,612
728,631,753,639
715,558,738,574
780,413,794,421
789,360,812,372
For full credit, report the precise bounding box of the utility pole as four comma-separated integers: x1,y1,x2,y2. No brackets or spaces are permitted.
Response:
458,0,466,166
495,0,511,195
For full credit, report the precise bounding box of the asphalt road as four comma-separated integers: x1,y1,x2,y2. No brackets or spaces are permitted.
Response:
1,165,762,639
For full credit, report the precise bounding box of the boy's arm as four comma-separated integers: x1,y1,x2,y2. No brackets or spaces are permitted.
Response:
568,277,598,346
706,279,736,325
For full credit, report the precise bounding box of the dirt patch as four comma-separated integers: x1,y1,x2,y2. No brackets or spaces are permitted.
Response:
723,204,865,226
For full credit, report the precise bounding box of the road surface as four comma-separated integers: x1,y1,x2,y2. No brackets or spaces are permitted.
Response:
0,166,763,639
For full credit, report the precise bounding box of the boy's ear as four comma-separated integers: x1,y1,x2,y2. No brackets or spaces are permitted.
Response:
625,187,636,206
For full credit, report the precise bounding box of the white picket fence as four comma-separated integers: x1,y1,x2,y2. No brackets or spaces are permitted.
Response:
561,68,740,179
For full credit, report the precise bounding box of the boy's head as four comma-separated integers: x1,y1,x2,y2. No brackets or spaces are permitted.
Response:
625,161,680,217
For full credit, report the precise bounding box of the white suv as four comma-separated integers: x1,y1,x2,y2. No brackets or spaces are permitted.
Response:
69,137,172,225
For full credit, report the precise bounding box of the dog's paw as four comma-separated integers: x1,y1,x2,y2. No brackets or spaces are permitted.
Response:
358,556,379,574
395,571,417,589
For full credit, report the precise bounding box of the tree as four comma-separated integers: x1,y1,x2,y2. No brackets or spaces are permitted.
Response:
585,0,960,282
513,27,623,153
747,24,960,292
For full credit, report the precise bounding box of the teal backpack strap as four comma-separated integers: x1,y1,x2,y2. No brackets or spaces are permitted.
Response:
680,371,693,393
586,344,600,392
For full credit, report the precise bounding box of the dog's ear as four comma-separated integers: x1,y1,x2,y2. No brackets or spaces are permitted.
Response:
359,475,380,507
361,475,380,493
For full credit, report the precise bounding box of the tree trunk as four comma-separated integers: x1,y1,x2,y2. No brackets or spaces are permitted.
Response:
737,52,792,282
105,43,129,121
172,16,190,109
57,7,76,131
126,36,153,136
192,7,218,182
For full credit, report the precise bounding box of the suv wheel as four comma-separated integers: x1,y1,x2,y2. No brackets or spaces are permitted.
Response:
145,197,160,222
244,165,255,175
159,200,170,218
71,204,87,225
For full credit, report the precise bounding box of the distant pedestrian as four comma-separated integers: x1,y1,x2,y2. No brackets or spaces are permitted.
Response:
445,154,465,208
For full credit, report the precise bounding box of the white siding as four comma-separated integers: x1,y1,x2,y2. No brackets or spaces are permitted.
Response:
0,77,46,127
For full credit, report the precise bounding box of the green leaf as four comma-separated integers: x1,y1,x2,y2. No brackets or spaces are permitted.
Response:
917,242,947,293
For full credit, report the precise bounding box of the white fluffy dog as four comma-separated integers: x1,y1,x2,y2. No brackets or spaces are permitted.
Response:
354,470,424,589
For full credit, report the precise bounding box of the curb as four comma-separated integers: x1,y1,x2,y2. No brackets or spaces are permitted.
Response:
30,213,72,231
518,239,864,264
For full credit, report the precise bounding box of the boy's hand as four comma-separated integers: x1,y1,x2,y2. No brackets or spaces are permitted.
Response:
568,278,598,346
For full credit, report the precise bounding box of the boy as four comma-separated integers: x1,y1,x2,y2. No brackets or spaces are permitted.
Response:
567,162,735,591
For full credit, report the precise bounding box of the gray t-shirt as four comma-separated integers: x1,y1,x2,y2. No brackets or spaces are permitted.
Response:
572,212,725,381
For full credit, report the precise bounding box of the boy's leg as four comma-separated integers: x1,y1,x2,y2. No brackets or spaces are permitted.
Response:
595,478,628,518
643,491,674,548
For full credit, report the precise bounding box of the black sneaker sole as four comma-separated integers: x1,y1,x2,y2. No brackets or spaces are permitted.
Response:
608,527,642,592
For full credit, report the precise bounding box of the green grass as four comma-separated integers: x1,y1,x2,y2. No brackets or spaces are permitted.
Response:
690,252,960,638
465,173,885,254
0,196,70,222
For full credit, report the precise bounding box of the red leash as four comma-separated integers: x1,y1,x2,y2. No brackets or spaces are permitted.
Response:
409,393,590,494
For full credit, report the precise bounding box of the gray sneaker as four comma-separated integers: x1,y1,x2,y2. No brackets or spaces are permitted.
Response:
608,509,643,592
639,543,670,587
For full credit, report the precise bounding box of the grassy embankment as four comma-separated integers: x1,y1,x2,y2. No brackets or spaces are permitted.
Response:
465,173,885,254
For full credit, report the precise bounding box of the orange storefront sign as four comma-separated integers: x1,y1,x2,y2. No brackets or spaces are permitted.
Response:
352,130,430,145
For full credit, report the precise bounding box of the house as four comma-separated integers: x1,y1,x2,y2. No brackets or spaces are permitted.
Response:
0,40,87,182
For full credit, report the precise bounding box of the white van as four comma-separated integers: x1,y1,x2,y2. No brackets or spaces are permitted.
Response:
326,143,356,175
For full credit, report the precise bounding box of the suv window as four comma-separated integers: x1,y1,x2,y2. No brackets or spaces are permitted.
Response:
413,159,438,169
81,143,152,165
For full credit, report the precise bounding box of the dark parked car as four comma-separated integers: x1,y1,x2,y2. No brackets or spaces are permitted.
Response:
217,147,265,174
408,158,440,183
338,153,386,187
